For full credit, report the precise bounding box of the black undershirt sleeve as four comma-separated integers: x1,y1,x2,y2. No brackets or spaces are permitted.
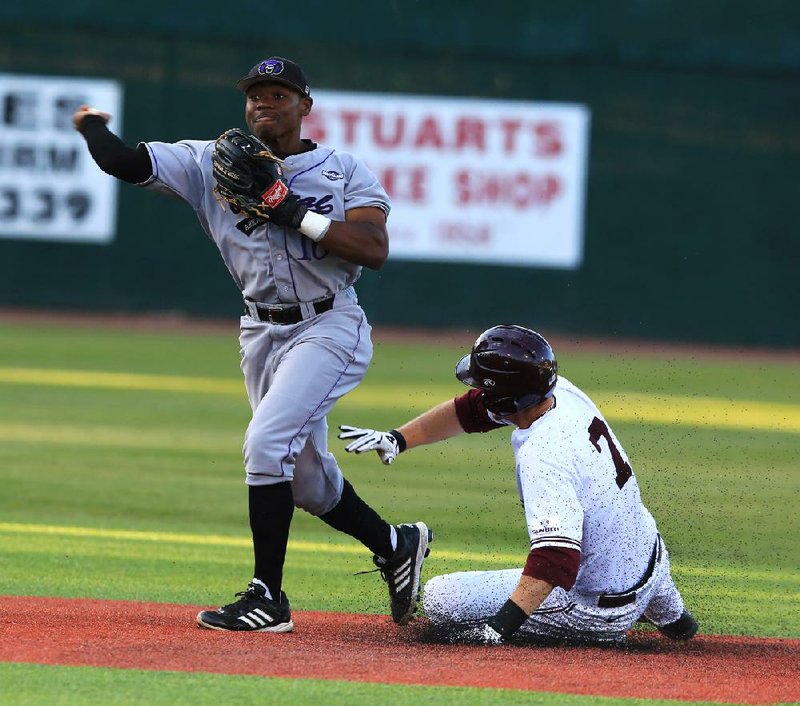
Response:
78,115,153,184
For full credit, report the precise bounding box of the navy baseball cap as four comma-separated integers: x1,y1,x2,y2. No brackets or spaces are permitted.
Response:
236,57,311,97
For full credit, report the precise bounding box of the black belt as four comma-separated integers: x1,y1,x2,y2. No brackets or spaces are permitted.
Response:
597,535,661,608
248,295,335,325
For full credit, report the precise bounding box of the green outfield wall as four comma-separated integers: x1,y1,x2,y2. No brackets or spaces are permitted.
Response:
0,1,798,345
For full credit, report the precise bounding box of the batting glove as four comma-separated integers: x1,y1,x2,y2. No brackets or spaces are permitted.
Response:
338,425,403,465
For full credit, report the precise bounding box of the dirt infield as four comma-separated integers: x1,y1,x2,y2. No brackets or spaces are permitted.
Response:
1,596,798,704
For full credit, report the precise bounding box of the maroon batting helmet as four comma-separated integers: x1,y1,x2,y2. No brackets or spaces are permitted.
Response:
455,325,558,415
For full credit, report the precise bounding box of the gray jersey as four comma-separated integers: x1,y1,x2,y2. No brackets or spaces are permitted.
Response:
140,140,390,304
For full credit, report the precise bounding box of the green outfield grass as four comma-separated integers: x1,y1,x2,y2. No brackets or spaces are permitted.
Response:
0,321,798,705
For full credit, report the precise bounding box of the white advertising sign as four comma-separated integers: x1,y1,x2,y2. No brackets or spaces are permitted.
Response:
304,91,590,268
0,74,123,244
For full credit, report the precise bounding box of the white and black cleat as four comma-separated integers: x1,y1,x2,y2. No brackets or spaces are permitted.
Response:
196,582,293,632
374,522,432,625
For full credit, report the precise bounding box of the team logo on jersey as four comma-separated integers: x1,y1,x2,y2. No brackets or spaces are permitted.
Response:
483,378,496,387
258,59,284,76
532,516,561,535
321,170,344,181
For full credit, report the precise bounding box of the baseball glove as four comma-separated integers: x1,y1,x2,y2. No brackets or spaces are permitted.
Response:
211,128,306,227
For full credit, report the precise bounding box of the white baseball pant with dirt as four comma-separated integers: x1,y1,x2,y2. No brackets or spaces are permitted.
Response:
423,534,686,642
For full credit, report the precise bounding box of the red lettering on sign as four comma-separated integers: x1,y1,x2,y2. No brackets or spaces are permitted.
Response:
371,114,405,148
414,116,444,149
376,165,427,203
499,119,522,153
339,110,363,146
313,109,574,157
454,170,561,209
455,117,486,151
533,121,563,156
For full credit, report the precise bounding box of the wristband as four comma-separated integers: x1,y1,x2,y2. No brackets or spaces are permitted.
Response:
298,210,331,242
389,429,407,453
487,599,528,640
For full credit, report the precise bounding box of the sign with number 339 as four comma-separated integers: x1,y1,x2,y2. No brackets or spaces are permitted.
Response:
0,74,123,244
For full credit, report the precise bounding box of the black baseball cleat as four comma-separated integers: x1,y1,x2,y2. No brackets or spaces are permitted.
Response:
657,609,698,640
374,522,432,625
196,581,293,632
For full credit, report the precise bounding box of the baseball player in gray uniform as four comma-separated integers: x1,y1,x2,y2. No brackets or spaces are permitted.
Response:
73,56,431,632
339,325,697,645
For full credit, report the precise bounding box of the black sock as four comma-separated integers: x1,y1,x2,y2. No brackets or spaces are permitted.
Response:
318,478,394,558
249,481,294,600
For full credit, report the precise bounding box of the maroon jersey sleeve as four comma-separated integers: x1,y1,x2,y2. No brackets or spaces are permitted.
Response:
453,389,506,433
522,547,581,590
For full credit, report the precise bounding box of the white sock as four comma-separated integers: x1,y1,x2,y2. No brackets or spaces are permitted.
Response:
251,577,273,600
375,526,399,565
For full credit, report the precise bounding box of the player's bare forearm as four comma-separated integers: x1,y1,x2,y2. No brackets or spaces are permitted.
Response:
396,399,466,450
484,575,554,641
509,575,554,615
339,400,461,465
319,207,388,269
